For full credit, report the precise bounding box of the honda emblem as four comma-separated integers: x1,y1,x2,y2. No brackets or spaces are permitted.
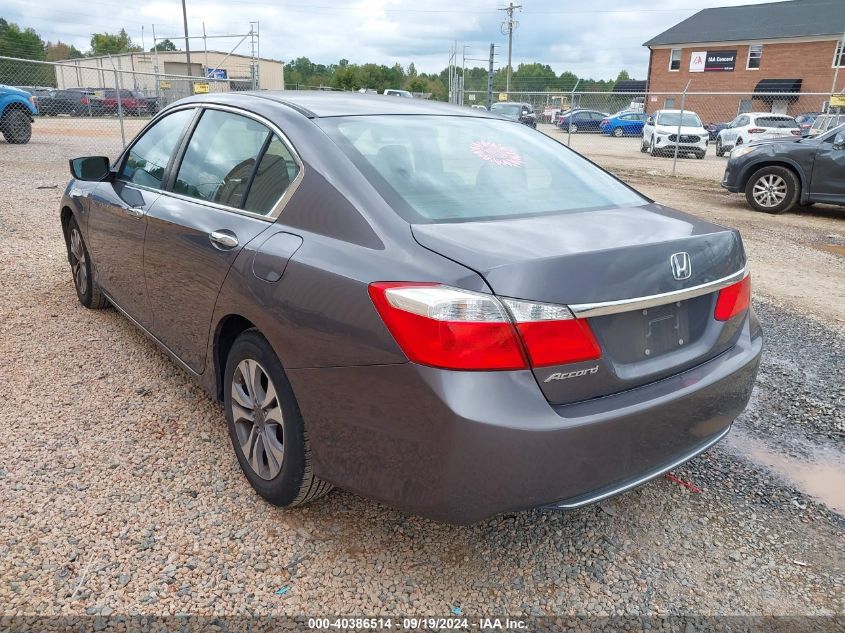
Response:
670,252,692,281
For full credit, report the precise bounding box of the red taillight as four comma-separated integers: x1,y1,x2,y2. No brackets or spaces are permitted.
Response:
601,119,609,126
81,97,89,105
368,283,602,371
748,128,765,134
714,275,751,321
514,319,601,367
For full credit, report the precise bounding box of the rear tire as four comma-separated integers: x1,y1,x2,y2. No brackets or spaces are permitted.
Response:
570,123,578,134
612,127,624,137
65,217,108,308
1,108,32,144
224,330,333,508
745,166,799,214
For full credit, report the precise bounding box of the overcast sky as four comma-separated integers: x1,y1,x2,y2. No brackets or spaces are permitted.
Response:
5,0,776,78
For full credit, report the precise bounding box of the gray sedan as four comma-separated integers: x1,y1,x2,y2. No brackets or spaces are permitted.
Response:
60,92,762,524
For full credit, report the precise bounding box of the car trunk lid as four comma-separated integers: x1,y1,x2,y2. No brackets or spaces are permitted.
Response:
412,203,748,404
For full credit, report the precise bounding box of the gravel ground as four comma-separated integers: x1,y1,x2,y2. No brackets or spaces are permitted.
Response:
1,126,844,622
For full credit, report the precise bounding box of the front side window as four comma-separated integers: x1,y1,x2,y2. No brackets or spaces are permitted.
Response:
490,103,522,119
318,115,645,224
118,108,195,189
669,49,682,71
747,44,763,69
173,109,271,208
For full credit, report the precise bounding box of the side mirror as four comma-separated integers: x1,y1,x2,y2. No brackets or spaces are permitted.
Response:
69,156,111,181
833,131,845,150
646,117,654,125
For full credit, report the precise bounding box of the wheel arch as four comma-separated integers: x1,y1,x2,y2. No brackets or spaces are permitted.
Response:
1,100,35,119
214,314,258,402
738,160,805,196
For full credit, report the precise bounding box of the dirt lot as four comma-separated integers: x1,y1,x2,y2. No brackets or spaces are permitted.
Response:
1,119,844,624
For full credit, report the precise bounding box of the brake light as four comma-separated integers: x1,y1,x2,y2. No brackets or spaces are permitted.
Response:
748,128,765,134
714,275,751,321
368,283,602,371
601,119,609,126
81,97,89,105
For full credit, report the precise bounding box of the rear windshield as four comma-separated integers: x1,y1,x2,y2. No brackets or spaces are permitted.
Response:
755,116,797,128
318,115,646,223
656,112,702,127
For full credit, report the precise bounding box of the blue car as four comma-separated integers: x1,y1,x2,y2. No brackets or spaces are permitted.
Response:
600,112,648,137
558,109,608,133
0,84,37,144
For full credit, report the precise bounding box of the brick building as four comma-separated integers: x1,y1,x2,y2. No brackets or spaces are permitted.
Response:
643,0,845,121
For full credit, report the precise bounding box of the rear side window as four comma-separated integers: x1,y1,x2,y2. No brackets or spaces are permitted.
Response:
119,108,195,189
173,109,270,208
243,135,301,215
755,116,797,128
319,115,645,223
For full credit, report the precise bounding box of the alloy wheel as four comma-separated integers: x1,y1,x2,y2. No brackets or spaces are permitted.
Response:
231,359,285,480
69,228,88,296
752,174,787,208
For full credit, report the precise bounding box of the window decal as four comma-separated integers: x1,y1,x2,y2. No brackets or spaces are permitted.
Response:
469,140,523,167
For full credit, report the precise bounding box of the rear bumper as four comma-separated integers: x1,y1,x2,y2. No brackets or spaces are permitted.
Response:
289,311,762,524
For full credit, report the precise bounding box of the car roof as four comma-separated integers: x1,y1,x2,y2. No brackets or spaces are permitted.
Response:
746,112,793,117
186,90,499,119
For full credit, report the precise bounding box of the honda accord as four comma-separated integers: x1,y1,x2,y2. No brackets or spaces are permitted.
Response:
60,92,762,524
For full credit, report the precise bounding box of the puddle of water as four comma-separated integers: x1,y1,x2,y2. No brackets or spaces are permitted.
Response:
726,431,845,515
818,243,845,257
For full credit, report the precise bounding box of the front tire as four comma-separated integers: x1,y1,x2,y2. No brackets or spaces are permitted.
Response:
224,330,332,508
745,166,799,214
715,139,725,157
65,217,108,308
649,137,658,156
1,108,32,144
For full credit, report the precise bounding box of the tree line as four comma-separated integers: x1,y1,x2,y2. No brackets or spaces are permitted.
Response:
1,17,636,98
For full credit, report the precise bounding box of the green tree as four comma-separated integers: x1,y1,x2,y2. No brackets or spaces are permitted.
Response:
151,39,177,52
89,29,141,56
616,69,630,82
0,18,55,85
46,41,83,61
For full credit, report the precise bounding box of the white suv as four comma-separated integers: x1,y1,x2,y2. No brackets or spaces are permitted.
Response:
641,110,708,159
715,112,801,156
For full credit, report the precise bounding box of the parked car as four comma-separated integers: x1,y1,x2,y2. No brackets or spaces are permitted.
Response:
641,110,708,159
383,88,413,98
0,84,37,144
795,112,821,137
715,113,800,156
38,89,103,117
60,92,761,524
722,122,845,214
490,101,536,128
705,121,730,141
600,112,648,137
808,113,845,137
100,89,157,116
557,109,609,133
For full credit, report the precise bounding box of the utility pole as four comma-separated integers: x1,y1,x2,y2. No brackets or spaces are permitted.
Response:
486,43,495,111
499,2,521,95
181,0,192,76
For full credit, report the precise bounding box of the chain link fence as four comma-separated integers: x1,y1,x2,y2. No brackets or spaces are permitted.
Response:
466,90,839,180
2,53,842,185
1,55,257,158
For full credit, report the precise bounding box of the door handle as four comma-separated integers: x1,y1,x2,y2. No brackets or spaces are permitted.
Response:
125,206,145,219
209,230,239,249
